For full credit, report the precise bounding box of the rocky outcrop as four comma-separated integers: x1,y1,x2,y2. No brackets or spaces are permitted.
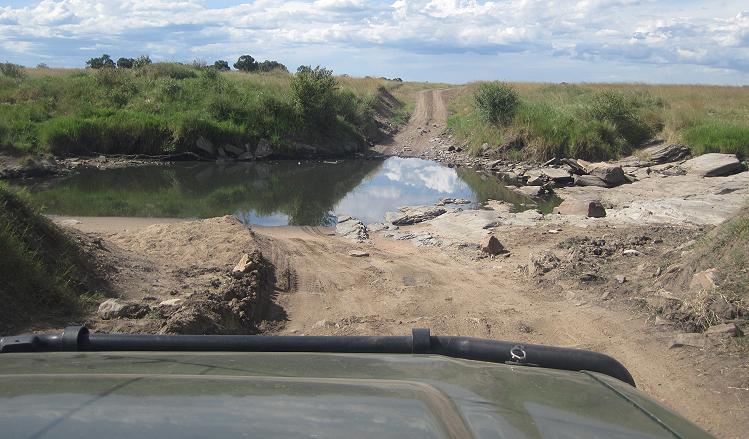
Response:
97,299,150,320
336,216,369,242
587,163,627,187
528,252,561,276
554,199,606,218
386,206,447,226
681,153,742,177
480,234,505,255
646,143,690,164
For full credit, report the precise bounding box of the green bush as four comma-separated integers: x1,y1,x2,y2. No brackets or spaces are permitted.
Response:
682,121,749,158
39,112,171,155
292,66,339,133
474,82,520,125
0,62,25,79
586,90,661,146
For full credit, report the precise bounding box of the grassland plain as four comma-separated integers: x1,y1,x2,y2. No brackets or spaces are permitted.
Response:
447,82,749,161
0,64,407,159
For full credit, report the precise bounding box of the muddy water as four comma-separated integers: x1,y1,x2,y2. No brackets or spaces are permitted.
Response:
21,157,551,226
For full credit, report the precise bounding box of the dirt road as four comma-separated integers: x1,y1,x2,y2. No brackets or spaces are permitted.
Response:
376,89,452,157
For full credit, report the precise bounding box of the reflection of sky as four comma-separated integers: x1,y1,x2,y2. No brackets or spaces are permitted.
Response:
234,210,290,227
334,157,476,224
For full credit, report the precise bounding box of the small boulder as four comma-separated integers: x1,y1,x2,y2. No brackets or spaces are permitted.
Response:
689,268,718,291
232,253,254,277
573,175,609,187
254,138,273,159
622,249,642,256
681,153,741,177
159,298,185,307
647,143,690,164
588,164,627,187
705,323,743,338
615,275,627,284
480,235,505,255
97,299,150,320
385,206,447,226
348,250,370,257
196,136,215,156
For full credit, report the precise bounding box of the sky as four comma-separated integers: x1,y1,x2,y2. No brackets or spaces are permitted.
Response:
0,0,748,84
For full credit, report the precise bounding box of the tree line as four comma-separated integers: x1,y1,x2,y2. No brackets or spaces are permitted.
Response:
85,54,288,73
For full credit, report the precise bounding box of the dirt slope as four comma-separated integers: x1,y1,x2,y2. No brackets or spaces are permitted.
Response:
375,89,452,156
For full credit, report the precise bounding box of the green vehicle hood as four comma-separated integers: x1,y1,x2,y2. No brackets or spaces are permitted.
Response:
0,352,711,439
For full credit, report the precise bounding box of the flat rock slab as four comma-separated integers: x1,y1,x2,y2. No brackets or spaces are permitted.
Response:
386,205,447,225
681,153,741,177
427,210,503,243
336,217,369,242
645,143,690,164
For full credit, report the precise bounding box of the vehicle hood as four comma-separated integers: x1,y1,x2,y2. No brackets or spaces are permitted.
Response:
0,352,710,439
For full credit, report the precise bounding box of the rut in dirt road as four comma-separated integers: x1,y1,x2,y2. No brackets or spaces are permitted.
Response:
376,89,451,156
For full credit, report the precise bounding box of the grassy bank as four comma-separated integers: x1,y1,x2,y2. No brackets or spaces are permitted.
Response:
448,82,749,161
0,64,403,158
0,183,105,332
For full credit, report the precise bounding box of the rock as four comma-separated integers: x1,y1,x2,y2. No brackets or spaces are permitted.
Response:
529,251,561,276
512,185,544,198
254,138,273,159
615,275,627,284
654,316,672,326
97,299,150,320
336,217,369,242
622,249,642,256
588,164,627,187
480,234,505,255
705,323,743,337
436,197,471,206
554,199,606,218
561,158,586,175
385,206,447,226
540,167,573,185
196,136,215,155
223,144,245,156
573,175,609,187
543,157,559,167
600,291,611,300
646,143,690,164
216,146,227,158
689,268,718,291
312,319,335,329
580,273,600,282
366,223,387,233
232,253,254,277
159,298,184,307
348,250,369,257
681,153,741,177
670,333,708,349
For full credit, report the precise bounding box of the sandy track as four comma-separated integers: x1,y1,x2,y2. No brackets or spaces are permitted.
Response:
376,89,451,156
253,224,746,438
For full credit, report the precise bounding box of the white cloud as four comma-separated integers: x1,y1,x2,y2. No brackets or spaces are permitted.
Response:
0,0,747,81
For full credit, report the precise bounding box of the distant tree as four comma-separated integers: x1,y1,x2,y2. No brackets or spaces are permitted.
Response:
296,65,313,74
85,54,115,69
257,60,288,73
0,62,25,78
133,55,152,69
36,63,49,69
213,60,230,71
116,57,134,69
233,55,258,72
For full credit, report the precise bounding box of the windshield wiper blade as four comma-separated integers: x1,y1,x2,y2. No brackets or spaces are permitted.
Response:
1,326,636,386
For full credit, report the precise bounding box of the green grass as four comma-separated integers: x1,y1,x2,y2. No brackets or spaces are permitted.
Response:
0,65,403,158
0,183,106,332
448,82,749,161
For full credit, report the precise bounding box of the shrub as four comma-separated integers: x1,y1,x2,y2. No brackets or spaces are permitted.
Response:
586,90,660,145
682,121,749,158
133,55,152,69
258,60,288,73
292,66,339,133
474,82,520,125
170,113,247,153
0,62,25,79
